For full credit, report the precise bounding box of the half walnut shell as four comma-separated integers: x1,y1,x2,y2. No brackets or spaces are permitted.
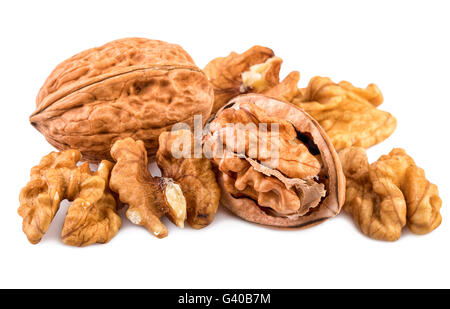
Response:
206,94,345,228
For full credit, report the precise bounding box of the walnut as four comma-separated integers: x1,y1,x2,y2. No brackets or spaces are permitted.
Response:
204,45,302,110
209,100,321,179
30,38,214,162
61,161,121,246
292,76,396,150
205,46,395,150
220,156,325,216
205,94,345,228
339,147,442,241
262,71,301,103
18,150,120,246
109,137,187,238
204,46,278,113
156,130,220,229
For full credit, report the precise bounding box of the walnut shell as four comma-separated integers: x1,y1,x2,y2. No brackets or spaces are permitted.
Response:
212,94,345,228
30,38,214,161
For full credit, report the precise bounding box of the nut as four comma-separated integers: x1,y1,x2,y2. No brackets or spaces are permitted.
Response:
30,38,214,162
61,160,121,246
263,71,301,103
241,57,283,92
339,147,442,241
18,150,120,246
292,76,396,150
109,137,187,238
205,94,345,228
156,130,220,229
205,46,395,150
204,46,276,113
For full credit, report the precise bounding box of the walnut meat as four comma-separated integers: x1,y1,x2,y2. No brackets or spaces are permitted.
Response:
30,38,214,162
204,46,278,113
293,77,396,150
339,147,442,241
18,150,121,246
205,94,345,228
204,45,302,113
110,138,187,238
61,161,121,247
156,130,220,229
205,46,395,150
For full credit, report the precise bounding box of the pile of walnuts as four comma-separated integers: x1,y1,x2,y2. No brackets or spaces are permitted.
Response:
18,38,441,246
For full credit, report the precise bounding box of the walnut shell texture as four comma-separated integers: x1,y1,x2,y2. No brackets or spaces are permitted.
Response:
31,38,214,162
211,94,345,228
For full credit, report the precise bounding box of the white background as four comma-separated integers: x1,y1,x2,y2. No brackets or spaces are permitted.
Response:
0,0,449,289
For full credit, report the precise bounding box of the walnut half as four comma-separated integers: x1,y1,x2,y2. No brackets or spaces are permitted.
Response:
293,77,396,151
61,160,121,247
204,46,277,113
156,130,220,229
339,147,442,241
109,138,187,238
18,150,121,246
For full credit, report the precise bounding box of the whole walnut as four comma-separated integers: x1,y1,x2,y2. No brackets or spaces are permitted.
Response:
30,38,214,162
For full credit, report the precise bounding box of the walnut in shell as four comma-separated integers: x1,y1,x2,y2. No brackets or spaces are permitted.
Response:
205,94,345,228
339,147,442,241
30,38,214,162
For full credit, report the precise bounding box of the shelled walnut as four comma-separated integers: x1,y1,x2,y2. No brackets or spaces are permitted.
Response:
110,138,187,238
205,94,345,228
204,46,281,113
204,46,396,150
30,38,214,162
339,147,442,241
61,160,121,246
156,130,220,229
293,77,396,150
18,150,121,246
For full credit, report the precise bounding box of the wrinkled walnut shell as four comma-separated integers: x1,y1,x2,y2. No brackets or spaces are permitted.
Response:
30,38,214,162
213,94,345,228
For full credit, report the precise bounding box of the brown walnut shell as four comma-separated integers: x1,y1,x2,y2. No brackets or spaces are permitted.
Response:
30,38,214,162
212,94,345,228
